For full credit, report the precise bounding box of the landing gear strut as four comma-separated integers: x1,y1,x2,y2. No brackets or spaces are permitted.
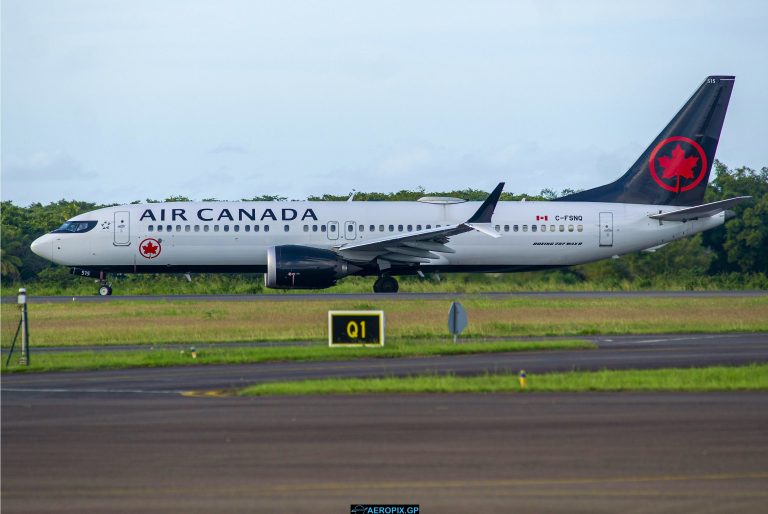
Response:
373,275,399,293
97,272,112,296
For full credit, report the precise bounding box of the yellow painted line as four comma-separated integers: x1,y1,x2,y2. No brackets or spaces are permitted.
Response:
180,390,233,398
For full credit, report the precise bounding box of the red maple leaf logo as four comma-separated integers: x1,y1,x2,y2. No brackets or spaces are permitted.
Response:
657,144,699,180
142,241,158,255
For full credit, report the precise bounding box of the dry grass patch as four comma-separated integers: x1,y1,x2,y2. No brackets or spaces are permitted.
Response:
1,296,766,347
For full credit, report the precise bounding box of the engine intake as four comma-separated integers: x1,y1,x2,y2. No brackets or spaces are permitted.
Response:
265,245,360,289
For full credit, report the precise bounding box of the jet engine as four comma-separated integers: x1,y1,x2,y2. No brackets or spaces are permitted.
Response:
264,245,361,289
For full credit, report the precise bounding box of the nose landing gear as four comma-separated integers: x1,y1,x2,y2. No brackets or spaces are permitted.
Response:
97,271,112,296
373,275,399,293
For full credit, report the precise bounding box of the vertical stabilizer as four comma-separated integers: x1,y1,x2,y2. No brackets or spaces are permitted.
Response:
557,76,734,206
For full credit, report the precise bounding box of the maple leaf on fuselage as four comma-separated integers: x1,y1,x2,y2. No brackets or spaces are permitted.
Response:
142,241,158,255
657,144,699,180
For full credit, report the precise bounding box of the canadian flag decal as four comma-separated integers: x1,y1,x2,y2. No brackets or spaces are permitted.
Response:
536,215,548,221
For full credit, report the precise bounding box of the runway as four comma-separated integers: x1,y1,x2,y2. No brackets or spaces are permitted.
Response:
3,332,767,512
2,290,765,304
2,392,767,513
3,333,767,394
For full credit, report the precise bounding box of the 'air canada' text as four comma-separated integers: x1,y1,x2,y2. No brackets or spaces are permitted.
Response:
139,207,318,223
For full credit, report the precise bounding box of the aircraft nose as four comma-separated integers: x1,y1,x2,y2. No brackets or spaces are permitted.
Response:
30,234,52,260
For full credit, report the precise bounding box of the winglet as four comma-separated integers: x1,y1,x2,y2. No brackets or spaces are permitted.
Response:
467,182,505,223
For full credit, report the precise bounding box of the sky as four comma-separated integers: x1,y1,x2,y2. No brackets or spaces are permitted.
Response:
2,0,767,205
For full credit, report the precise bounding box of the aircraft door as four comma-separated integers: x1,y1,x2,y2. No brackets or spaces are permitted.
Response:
327,221,339,240
114,211,131,246
344,220,357,240
599,212,613,247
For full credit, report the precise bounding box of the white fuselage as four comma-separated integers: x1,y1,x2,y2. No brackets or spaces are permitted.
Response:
31,200,724,274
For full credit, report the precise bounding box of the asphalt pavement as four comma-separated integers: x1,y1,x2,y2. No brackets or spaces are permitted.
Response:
2,290,765,304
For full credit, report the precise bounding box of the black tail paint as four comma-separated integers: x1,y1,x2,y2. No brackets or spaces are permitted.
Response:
556,76,734,206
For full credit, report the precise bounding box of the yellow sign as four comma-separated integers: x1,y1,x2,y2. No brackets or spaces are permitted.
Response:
328,311,385,347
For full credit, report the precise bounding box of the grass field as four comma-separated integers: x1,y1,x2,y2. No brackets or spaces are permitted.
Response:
239,364,768,396
0,339,593,373
1,296,766,348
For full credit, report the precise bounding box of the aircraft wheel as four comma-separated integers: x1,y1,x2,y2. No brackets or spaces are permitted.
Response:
375,276,398,293
98,285,112,296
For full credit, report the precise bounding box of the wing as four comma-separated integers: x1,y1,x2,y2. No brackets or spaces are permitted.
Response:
336,182,505,266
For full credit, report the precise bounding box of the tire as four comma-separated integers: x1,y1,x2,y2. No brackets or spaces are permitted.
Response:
98,285,112,296
378,276,399,293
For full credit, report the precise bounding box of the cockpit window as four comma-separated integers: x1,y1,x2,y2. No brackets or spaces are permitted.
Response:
51,221,98,234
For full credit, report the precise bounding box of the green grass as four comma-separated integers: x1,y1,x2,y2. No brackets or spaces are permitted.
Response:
0,339,594,373
239,364,768,396
2,296,766,348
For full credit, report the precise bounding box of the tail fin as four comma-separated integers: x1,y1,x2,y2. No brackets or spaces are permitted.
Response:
557,76,734,206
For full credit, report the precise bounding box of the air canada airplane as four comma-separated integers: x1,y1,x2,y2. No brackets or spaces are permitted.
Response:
31,76,749,295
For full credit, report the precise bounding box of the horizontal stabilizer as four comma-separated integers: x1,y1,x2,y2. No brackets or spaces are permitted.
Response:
649,196,751,222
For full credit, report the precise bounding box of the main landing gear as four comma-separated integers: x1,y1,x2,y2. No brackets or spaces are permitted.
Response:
373,275,399,293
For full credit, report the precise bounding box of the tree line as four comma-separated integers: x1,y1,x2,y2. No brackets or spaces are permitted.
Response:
1,161,766,290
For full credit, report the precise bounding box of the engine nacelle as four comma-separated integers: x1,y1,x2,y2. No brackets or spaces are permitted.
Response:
264,245,360,289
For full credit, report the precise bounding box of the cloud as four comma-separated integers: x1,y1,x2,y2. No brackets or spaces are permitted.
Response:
210,144,248,154
1,151,98,181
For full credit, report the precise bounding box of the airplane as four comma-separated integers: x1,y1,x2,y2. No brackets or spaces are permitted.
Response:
31,76,749,295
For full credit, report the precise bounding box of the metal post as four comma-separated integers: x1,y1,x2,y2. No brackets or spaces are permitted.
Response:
18,288,29,366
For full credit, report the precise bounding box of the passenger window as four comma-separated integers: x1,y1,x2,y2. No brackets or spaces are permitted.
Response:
303,225,309,232
540,225,545,232
185,225,191,232
244,225,250,232
347,224,354,232
370,225,376,232
148,225,154,232
531,225,537,232
359,225,364,232
513,225,519,232
176,225,181,232
284,225,290,232
523,225,528,232
330,224,336,232
426,225,431,229
214,225,219,232
504,225,509,232
254,225,260,232
550,225,555,232
204,225,209,232
194,225,200,232
407,225,412,231
264,225,270,232
495,225,501,232
234,225,240,232
167,225,172,232
224,225,229,232
379,225,385,232
389,225,394,232
321,225,326,232
312,225,318,232
416,224,422,231
559,225,565,232
568,225,574,232
577,225,583,232
398,225,403,232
